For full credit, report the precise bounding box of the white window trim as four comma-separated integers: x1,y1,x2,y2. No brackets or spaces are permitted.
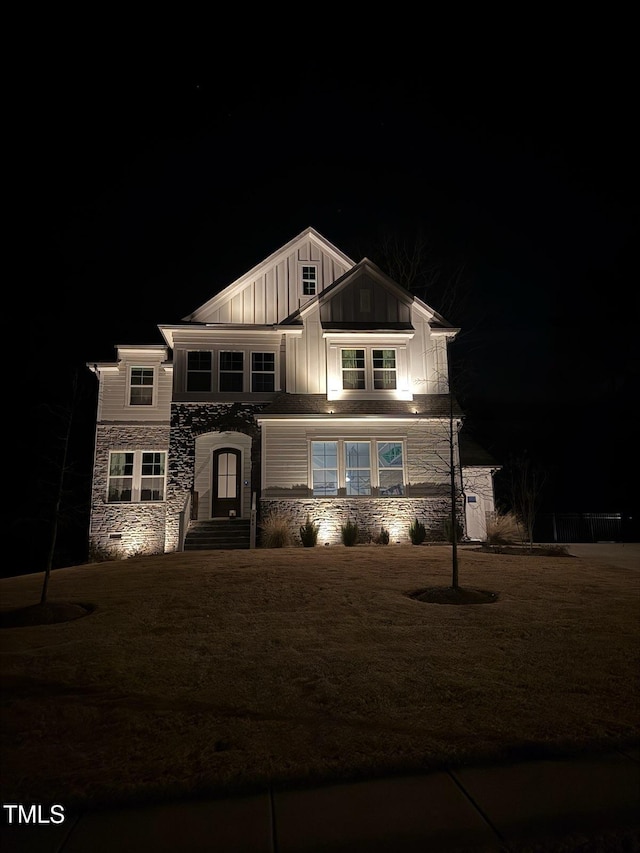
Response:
250,350,277,393
326,339,412,401
126,366,157,408
299,262,318,297
308,439,406,497
340,347,398,391
107,450,167,503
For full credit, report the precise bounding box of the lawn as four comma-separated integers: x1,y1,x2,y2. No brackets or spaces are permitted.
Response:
1,545,638,811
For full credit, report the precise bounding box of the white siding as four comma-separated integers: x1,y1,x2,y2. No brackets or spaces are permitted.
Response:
262,419,460,493
96,348,172,423
193,242,351,325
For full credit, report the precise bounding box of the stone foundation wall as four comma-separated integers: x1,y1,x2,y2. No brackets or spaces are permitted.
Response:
259,497,464,545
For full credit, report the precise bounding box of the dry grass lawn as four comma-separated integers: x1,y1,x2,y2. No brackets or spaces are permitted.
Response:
1,545,638,811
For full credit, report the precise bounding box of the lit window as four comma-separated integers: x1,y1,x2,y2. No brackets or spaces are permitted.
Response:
312,441,338,496
219,352,244,391
108,451,166,502
251,352,275,392
373,349,397,389
301,265,317,296
129,368,154,406
341,349,366,389
340,348,398,391
187,351,213,391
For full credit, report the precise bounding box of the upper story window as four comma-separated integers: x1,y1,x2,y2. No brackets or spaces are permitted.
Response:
341,348,397,391
341,349,365,389
301,265,318,296
187,351,213,391
372,349,397,389
251,352,275,392
129,367,154,406
108,451,167,502
219,352,244,391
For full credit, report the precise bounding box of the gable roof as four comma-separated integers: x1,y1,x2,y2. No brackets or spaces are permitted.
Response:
281,257,457,332
182,227,355,323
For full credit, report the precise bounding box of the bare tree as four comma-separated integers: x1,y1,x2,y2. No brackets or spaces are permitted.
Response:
501,451,548,549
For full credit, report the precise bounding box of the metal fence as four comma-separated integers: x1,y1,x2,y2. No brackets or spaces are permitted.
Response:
534,513,623,543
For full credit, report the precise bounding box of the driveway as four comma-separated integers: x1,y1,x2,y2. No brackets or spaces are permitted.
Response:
563,542,640,572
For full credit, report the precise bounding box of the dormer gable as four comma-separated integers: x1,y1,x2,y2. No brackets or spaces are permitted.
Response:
318,258,414,330
283,257,457,333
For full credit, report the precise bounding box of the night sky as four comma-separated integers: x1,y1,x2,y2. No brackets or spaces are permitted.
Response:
11,45,639,568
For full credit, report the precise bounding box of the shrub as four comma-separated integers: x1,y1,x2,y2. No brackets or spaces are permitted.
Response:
299,515,319,547
87,542,120,563
373,526,390,545
486,511,522,545
260,512,292,548
340,519,359,546
409,517,426,545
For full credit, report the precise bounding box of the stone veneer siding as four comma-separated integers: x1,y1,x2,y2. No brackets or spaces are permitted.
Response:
259,497,465,545
89,424,170,557
165,402,265,552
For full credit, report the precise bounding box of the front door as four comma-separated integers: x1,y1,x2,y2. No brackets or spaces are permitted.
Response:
212,448,241,518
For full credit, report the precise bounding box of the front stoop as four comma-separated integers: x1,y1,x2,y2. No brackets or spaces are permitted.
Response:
184,519,251,551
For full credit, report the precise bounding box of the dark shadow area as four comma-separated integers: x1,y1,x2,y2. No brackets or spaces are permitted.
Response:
0,601,95,628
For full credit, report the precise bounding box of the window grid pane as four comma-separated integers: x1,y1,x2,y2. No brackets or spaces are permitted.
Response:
187,351,212,392
302,266,317,296
373,349,397,389
220,352,244,392
345,442,371,496
251,352,275,392
108,451,166,503
341,349,365,390
378,442,404,496
130,368,154,406
312,441,338,496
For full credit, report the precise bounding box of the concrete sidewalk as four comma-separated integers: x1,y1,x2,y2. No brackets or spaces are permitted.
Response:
563,542,640,571
3,746,638,852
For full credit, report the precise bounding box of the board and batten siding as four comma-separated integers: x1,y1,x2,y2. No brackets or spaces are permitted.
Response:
195,242,350,325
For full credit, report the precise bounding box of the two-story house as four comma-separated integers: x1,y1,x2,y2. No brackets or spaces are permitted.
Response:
87,227,498,556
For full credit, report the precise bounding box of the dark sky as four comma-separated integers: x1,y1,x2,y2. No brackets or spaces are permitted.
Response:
12,44,639,562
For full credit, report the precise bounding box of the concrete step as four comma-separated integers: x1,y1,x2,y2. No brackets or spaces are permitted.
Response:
184,520,251,551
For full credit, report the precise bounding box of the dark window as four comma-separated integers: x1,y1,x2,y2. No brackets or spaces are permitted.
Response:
251,352,275,392
220,352,244,391
187,351,213,391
